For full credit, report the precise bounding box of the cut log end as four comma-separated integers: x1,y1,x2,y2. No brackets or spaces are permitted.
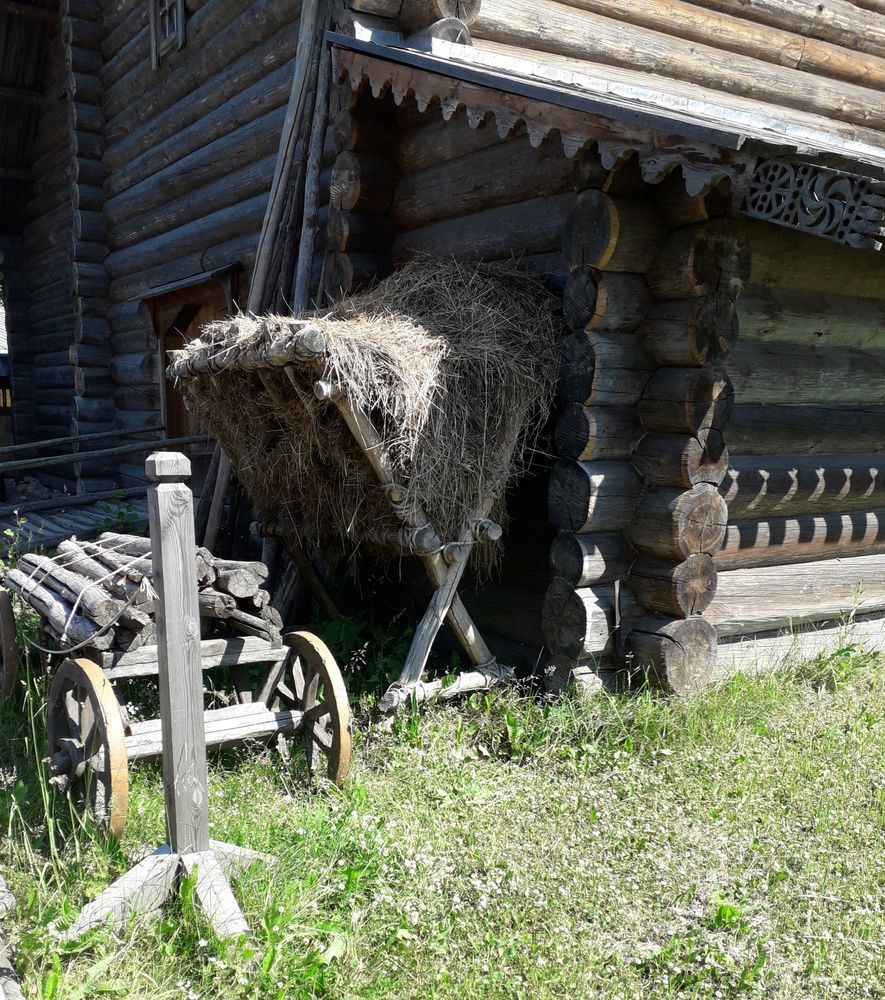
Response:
628,615,718,695
542,577,615,658
627,553,718,617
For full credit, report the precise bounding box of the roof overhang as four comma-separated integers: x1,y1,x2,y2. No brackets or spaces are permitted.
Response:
329,31,885,189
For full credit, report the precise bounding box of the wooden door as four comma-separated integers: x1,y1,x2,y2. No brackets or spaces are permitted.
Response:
151,278,234,490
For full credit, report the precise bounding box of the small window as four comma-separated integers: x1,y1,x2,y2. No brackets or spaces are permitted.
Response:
150,0,186,68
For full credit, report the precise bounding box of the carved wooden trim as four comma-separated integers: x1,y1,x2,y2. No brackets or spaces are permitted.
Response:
742,159,885,251
333,45,752,196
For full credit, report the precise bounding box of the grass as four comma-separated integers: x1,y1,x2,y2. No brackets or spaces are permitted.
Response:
1,645,884,999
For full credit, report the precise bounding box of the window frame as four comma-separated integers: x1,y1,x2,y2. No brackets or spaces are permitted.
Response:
149,0,186,69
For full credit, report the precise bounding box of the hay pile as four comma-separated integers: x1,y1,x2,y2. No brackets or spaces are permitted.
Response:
176,256,565,572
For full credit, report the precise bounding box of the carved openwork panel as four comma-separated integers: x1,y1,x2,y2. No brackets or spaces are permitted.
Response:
743,159,885,251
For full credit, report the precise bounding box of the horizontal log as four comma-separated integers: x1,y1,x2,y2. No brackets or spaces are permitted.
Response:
548,530,633,586
405,15,472,43
108,151,276,252
637,366,734,434
562,189,665,273
562,0,885,90
392,191,577,262
104,194,267,278
715,510,885,569
472,0,885,129
126,702,299,762
562,268,653,333
392,133,600,230
627,613,718,694
554,403,637,460
558,330,653,406
110,352,158,387
722,452,885,519
717,612,885,676
548,458,642,533
708,553,885,636
627,483,728,559
0,434,208,474
109,232,259,303
727,341,885,405
394,111,507,174
104,0,276,123
742,219,885,298
0,487,145,518
686,0,885,61
632,429,729,488
626,553,717,617
736,286,885,351
727,405,885,456
639,297,739,367
542,577,615,657
105,99,285,225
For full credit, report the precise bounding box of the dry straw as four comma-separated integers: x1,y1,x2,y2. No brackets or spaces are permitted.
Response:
176,256,565,573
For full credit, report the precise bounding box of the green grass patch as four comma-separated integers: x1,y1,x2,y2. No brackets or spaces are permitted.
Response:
1,648,884,998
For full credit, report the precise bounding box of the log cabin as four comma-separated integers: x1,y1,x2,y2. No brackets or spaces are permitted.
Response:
1,0,884,692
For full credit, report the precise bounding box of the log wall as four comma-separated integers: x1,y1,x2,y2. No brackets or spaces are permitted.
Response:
20,30,79,485
713,221,885,670
97,0,302,443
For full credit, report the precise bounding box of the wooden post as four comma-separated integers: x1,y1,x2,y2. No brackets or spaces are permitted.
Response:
64,452,272,941
146,451,209,856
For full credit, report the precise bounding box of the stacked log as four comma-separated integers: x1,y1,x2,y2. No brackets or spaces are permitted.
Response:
323,87,400,299
543,187,663,692
5,531,281,655
624,212,748,691
468,1,885,133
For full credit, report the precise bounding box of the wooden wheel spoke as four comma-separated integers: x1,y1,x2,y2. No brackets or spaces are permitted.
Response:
276,680,297,706
302,699,330,725
292,657,306,701
304,671,320,709
310,722,333,752
64,689,84,742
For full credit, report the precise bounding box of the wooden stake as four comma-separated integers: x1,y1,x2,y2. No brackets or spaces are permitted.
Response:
146,452,209,856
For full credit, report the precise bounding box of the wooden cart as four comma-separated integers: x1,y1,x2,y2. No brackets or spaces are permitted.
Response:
0,600,351,839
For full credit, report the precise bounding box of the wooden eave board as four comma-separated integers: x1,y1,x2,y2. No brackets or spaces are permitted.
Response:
330,32,885,184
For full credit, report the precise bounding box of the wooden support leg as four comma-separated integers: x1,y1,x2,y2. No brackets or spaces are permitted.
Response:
63,847,179,940
379,555,471,713
182,852,249,939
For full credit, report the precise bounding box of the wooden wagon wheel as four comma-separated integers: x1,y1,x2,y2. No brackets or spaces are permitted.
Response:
47,657,129,838
0,589,19,703
264,631,352,786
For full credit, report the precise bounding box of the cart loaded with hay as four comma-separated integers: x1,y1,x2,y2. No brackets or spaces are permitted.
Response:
168,258,565,713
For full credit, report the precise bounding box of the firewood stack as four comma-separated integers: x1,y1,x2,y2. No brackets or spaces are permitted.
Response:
4,532,282,655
